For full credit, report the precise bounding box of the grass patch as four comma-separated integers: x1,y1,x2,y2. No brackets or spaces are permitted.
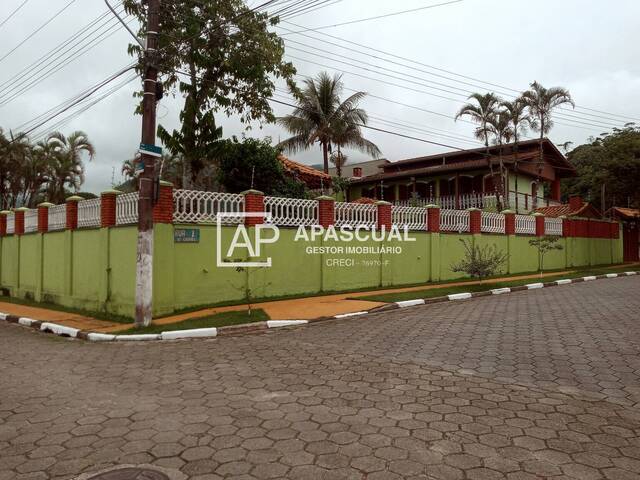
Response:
0,295,133,324
120,308,270,335
352,264,639,303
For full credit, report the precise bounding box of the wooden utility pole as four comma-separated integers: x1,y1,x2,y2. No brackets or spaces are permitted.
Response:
135,0,160,327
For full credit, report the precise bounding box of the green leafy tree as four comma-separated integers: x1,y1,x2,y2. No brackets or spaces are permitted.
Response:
451,238,509,282
277,72,381,174
528,236,564,274
487,111,513,210
501,98,532,211
123,0,295,179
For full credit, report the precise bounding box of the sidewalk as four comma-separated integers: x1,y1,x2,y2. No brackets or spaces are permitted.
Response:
0,269,581,333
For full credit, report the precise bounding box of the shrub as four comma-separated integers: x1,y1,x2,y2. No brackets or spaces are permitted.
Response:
451,239,509,282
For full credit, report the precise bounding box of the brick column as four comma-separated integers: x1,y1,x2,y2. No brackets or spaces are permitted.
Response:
468,208,481,234
37,202,53,233
65,196,82,230
242,189,264,226
153,181,174,224
376,201,392,230
0,211,8,236
503,210,515,235
14,207,27,235
426,204,440,233
533,212,545,237
317,195,335,227
100,190,120,228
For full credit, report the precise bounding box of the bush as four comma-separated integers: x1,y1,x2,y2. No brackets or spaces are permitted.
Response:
451,239,508,282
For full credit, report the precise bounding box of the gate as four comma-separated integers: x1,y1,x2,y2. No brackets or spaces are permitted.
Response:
623,222,639,262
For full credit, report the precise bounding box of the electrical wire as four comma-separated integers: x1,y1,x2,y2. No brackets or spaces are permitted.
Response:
0,0,31,31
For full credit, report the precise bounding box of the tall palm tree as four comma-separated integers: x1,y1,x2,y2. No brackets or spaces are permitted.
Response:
45,131,95,203
521,82,574,206
501,98,532,211
277,72,380,174
487,111,513,210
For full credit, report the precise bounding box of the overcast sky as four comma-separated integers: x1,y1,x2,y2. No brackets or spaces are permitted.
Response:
2,0,640,193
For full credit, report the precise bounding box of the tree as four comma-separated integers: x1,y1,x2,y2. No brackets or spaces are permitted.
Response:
277,72,380,174
123,0,295,179
487,111,513,210
529,236,563,275
44,131,95,204
501,98,532,212
522,82,574,206
451,238,508,282
330,151,347,178
216,136,307,197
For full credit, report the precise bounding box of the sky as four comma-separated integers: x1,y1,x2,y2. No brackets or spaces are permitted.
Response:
1,0,640,193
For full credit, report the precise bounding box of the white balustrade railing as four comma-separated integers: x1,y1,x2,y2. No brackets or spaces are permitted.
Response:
392,205,427,230
515,214,536,235
335,202,377,228
394,197,437,208
440,209,470,232
24,209,38,233
116,192,138,225
6,214,14,234
173,189,245,224
48,204,67,231
264,196,318,227
545,217,563,236
77,198,101,228
481,211,505,234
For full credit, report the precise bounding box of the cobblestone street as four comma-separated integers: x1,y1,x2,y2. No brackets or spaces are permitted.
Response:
1,276,640,479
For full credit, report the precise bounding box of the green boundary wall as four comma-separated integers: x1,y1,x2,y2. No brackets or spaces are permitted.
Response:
0,224,624,319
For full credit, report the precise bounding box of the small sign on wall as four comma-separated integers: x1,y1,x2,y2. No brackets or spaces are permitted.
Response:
174,228,200,243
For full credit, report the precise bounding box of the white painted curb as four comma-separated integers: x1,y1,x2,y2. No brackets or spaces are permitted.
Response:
334,311,368,318
556,279,572,285
605,273,618,278
583,276,597,281
526,283,544,289
160,327,218,340
448,293,472,301
87,333,117,342
396,299,426,308
40,322,79,338
19,317,37,327
0,313,7,321
491,288,511,295
625,271,638,276
114,334,160,341
266,320,308,328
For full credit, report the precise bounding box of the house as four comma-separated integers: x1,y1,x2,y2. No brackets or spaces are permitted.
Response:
319,158,391,179
536,195,602,218
346,138,576,213
606,207,639,262
278,155,331,190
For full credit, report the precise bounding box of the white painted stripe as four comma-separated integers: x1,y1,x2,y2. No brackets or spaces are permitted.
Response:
266,320,308,328
87,333,117,342
40,322,79,338
161,328,218,340
0,312,7,321
114,334,160,341
334,311,368,318
526,283,544,289
583,276,597,281
19,317,36,327
625,271,638,276
448,293,472,300
396,299,425,308
605,273,618,278
556,279,572,285
491,288,511,295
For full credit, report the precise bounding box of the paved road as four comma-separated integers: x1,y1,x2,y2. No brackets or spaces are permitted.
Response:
1,277,640,480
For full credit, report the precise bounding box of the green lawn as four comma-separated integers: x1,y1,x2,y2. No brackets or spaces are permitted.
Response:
351,265,638,303
120,308,270,335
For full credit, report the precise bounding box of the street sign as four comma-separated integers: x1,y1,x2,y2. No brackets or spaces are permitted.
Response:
174,228,200,243
139,143,162,157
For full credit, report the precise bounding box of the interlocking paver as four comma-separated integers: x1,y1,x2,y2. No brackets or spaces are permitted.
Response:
0,276,639,478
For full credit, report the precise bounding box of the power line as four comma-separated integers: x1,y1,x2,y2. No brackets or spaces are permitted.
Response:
0,0,30,31
280,0,463,34
0,0,77,64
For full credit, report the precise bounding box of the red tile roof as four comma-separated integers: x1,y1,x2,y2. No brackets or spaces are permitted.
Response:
536,202,601,218
278,155,331,189
606,207,640,220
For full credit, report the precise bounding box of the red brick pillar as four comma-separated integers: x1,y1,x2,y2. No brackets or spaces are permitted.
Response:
561,216,572,237
243,189,264,226
317,195,335,227
65,196,82,230
468,208,481,234
426,204,440,233
503,210,515,235
100,190,119,228
0,211,8,236
37,202,53,233
534,212,545,237
14,207,27,235
153,181,174,224
376,201,392,230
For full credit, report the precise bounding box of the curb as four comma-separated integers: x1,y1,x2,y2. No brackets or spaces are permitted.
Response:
1,271,638,343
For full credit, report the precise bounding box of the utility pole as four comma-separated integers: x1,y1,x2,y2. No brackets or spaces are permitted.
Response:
135,0,160,327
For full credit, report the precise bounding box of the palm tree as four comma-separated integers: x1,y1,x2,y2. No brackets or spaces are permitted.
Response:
501,98,532,211
521,82,574,206
277,72,380,174
487,111,513,211
45,131,95,204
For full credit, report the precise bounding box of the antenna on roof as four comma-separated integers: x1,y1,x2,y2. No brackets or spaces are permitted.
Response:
250,165,255,189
